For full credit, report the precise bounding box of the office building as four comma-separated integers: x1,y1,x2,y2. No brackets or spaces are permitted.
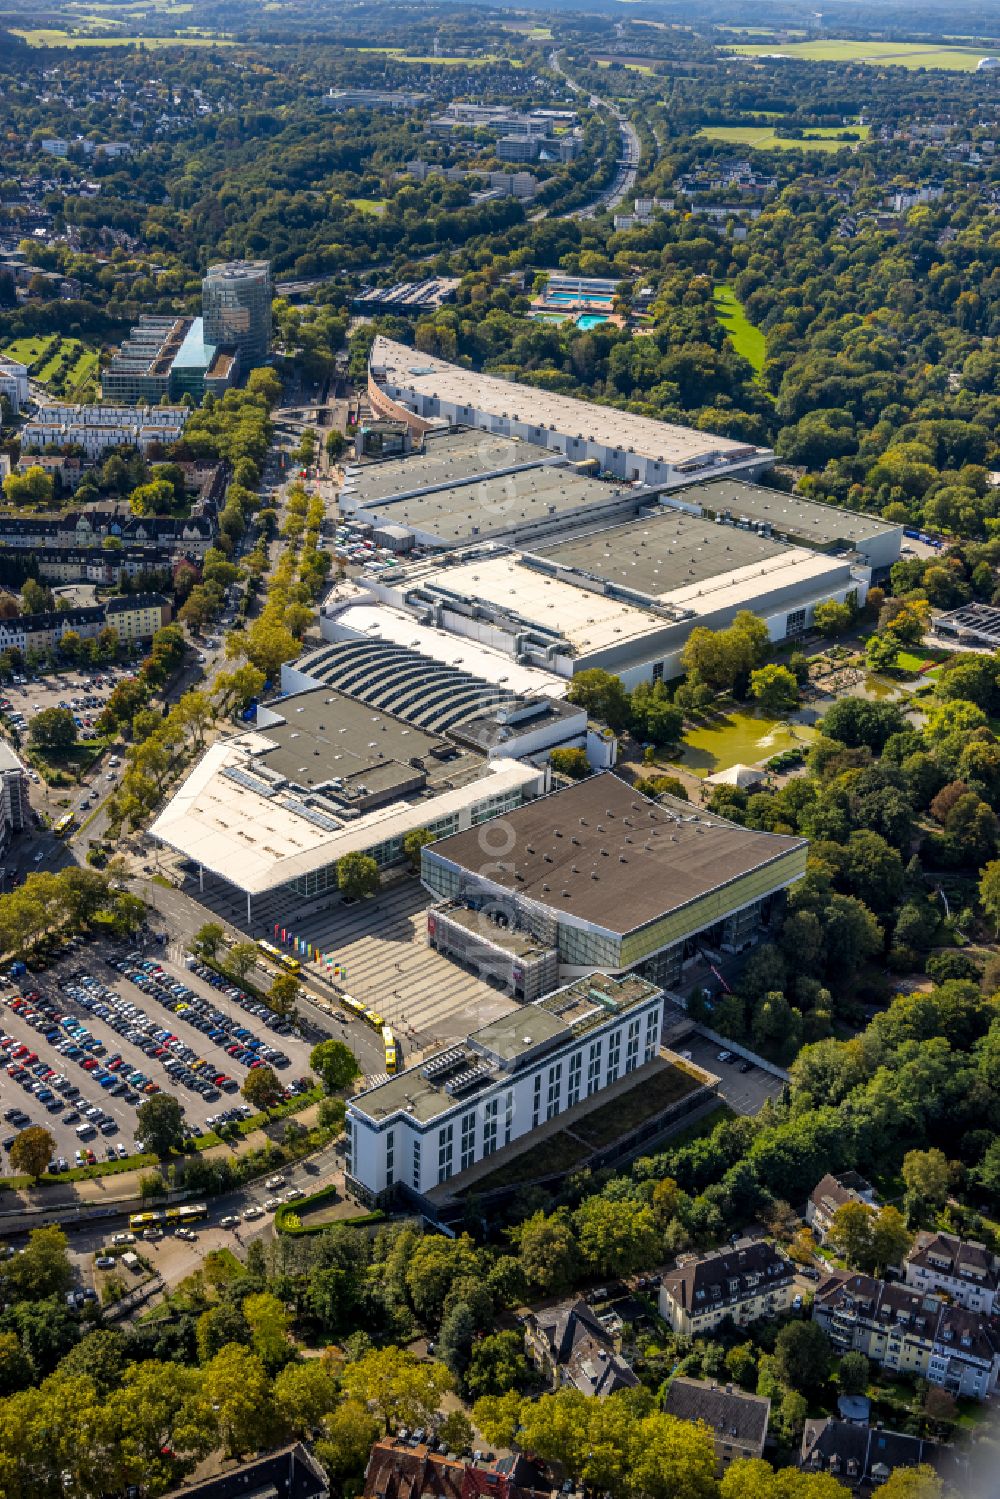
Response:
202,259,272,368
368,335,773,487
151,685,548,920
345,971,664,1205
0,742,30,858
323,87,429,111
0,354,29,414
813,1270,1000,1400
658,1241,796,1336
663,1379,771,1475
421,772,807,987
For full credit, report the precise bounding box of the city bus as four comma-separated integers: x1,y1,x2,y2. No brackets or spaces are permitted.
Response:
382,1025,398,1074
256,939,301,975
52,814,75,839
128,1203,208,1236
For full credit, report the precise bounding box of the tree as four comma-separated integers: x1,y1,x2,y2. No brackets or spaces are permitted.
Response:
631,680,683,745
865,633,901,673
634,774,689,800
773,1321,831,1392
901,1148,951,1211
202,1344,274,1458
135,1093,185,1156
402,827,434,871
3,1226,72,1301
550,747,591,780
838,1351,870,1396
339,1346,453,1430
310,1039,360,1095
193,922,224,961
315,1399,381,1484
574,1195,659,1277
438,1301,477,1381
513,1209,577,1293
750,664,799,715
244,1291,293,1373
438,1409,474,1454
813,600,853,637
337,851,379,900
242,1064,285,1114
565,669,631,731
870,1206,912,1275
978,859,1000,934
466,1330,531,1399
876,1470,944,1499
828,1200,878,1269
227,940,259,982
273,1359,340,1436
8,1126,54,1181
28,707,77,751
268,972,300,1017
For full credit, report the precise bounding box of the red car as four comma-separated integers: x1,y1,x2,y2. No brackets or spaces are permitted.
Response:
11,1046,27,1059
81,1059,98,1071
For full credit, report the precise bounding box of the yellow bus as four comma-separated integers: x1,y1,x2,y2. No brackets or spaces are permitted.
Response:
257,939,301,974
128,1203,207,1234
382,1026,398,1074
52,813,75,839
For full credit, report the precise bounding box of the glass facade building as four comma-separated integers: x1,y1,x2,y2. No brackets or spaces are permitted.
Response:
202,260,272,368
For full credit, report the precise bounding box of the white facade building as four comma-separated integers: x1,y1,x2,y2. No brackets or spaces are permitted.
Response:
0,356,29,415
21,404,188,459
346,972,663,1204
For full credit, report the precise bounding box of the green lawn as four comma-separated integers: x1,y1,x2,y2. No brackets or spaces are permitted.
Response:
698,123,868,152
3,336,100,398
353,45,515,65
349,198,386,216
713,284,767,373
723,39,1000,71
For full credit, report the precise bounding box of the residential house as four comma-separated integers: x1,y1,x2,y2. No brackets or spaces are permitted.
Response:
522,1296,639,1398
800,1418,955,1494
0,593,169,660
104,592,171,643
903,1231,999,1314
813,1271,1000,1400
663,1377,770,1475
0,354,29,414
363,1436,552,1499
658,1240,795,1336
805,1171,878,1243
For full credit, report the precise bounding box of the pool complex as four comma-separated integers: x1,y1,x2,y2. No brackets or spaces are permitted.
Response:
546,291,616,307
529,311,611,329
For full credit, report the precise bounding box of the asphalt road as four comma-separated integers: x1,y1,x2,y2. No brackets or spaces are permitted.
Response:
548,50,640,219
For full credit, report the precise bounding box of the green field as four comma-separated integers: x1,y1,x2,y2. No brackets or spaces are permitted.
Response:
698,123,868,152
3,335,100,398
349,198,386,216
713,284,766,373
354,45,514,65
13,27,235,47
723,39,1000,71
596,58,655,74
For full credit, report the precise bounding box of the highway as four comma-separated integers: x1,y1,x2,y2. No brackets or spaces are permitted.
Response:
549,49,641,219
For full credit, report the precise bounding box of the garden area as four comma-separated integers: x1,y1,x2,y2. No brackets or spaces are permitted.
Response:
2,334,99,399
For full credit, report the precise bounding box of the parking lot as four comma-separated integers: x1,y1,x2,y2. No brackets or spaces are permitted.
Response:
0,944,319,1175
0,662,139,748
673,1030,785,1115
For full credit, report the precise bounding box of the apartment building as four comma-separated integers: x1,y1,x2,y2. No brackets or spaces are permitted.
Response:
813,1271,1000,1400
21,403,188,459
0,593,169,658
658,1240,796,1337
104,592,172,642
903,1231,999,1314
0,354,29,414
522,1297,638,1399
0,742,30,859
664,1378,770,1475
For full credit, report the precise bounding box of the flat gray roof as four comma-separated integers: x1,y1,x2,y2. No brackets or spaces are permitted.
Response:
342,428,552,507
371,465,630,545
426,772,806,934
352,971,659,1125
531,507,791,600
255,687,481,793
680,478,900,550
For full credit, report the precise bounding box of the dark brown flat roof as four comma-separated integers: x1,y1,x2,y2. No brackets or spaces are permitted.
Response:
426,772,805,934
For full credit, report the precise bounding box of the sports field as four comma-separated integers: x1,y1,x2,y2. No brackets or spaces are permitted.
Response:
723,39,1000,71
698,123,868,152
713,285,766,374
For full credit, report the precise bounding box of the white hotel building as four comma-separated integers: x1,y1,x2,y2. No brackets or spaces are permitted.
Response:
345,971,663,1207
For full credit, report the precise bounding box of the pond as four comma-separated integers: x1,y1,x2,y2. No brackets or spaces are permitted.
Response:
669,709,818,777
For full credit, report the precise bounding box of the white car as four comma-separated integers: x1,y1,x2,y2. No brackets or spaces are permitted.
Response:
218,1214,240,1229
717,1050,732,1063
264,1174,286,1190
111,1232,135,1246
176,1228,198,1241
284,1186,304,1201
243,1204,264,1221
95,1255,116,1269
263,1197,282,1212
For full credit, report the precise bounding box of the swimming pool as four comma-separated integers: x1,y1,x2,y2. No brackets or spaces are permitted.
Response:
546,291,616,306
576,313,610,330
